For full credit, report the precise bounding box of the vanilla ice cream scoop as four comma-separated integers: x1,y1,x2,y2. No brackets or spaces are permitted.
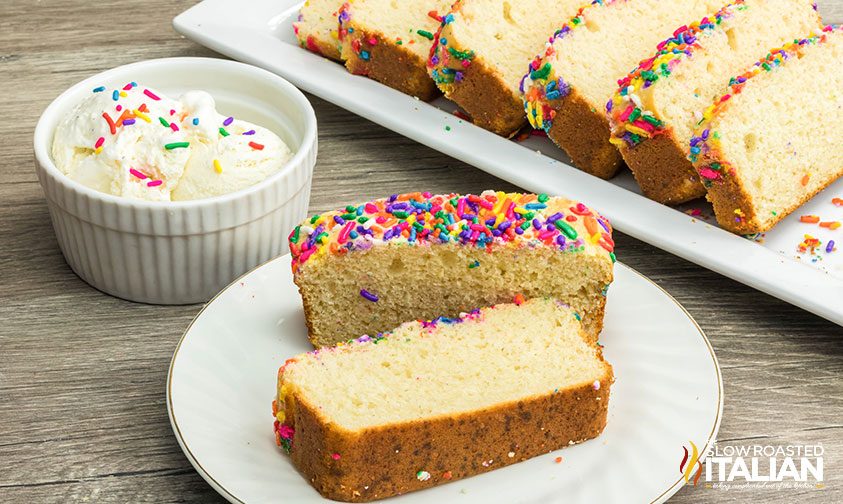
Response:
51,82,293,201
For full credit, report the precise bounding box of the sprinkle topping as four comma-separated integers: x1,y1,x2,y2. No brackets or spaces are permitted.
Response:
289,192,613,271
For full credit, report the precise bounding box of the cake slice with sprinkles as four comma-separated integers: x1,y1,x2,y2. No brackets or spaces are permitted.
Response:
689,26,843,234
294,0,346,60
608,0,821,204
289,191,615,347
521,0,725,179
273,297,613,502
338,0,452,100
427,0,585,137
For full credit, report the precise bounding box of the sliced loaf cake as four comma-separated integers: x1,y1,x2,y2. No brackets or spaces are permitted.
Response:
427,0,585,136
689,26,843,234
608,0,822,204
294,0,345,60
522,0,725,179
339,0,451,100
273,297,614,502
289,191,615,347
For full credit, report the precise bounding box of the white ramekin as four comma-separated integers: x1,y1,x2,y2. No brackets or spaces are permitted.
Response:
34,58,317,304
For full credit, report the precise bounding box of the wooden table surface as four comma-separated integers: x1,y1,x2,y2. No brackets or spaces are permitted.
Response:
2,1,842,502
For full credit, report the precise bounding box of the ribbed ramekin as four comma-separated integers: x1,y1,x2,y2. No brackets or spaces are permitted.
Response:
33,58,317,304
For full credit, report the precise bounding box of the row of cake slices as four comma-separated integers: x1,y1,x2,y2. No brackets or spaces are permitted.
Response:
276,191,616,502
295,0,842,235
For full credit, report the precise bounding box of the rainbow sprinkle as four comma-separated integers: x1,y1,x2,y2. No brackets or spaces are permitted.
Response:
360,289,379,302
288,192,614,272
164,142,190,150
129,168,147,180
143,89,161,101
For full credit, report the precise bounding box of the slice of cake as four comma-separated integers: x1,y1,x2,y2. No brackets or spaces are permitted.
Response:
608,0,822,204
289,191,616,347
522,0,725,179
294,0,345,60
689,27,843,234
427,0,585,137
338,0,452,100
273,297,614,502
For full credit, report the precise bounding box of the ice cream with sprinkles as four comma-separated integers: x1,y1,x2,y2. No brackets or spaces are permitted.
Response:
289,191,615,348
51,81,292,201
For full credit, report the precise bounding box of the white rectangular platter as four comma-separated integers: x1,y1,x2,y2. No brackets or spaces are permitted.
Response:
174,0,843,325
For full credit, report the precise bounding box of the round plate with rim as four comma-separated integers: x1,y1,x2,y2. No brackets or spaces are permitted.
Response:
168,255,722,503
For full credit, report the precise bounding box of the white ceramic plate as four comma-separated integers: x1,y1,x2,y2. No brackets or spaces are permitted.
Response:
172,0,843,326
168,255,722,504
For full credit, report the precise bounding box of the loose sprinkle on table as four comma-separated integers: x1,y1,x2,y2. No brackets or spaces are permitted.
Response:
360,289,379,302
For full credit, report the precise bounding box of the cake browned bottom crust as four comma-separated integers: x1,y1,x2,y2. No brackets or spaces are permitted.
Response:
545,89,625,180
283,375,611,502
343,28,440,101
623,132,706,204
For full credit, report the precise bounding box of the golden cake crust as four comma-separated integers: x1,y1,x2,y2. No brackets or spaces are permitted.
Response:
281,369,612,502
434,54,525,137
622,132,705,204
545,88,624,180
341,25,439,100
303,36,343,61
